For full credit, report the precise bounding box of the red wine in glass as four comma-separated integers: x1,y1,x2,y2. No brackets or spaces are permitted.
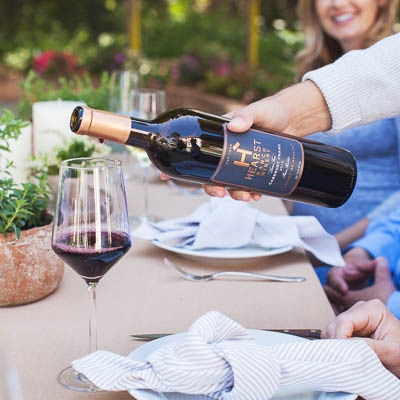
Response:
53,230,131,284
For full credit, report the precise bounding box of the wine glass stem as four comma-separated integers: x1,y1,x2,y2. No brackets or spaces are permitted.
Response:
142,166,149,218
87,282,98,353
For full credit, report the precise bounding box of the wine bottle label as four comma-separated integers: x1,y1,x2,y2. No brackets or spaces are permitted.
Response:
212,126,304,195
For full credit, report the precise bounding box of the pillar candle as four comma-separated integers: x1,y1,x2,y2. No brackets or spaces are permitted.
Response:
32,100,85,156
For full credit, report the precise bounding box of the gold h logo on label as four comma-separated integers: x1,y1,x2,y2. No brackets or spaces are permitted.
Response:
232,142,252,167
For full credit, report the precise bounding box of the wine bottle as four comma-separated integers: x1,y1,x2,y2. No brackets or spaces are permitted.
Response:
70,106,357,207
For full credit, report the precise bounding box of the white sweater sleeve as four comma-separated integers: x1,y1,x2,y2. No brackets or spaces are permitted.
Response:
303,33,400,133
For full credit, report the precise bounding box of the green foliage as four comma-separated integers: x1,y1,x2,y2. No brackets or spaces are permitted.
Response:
46,139,96,176
2,1,306,107
141,4,246,62
0,109,29,153
259,29,303,77
0,0,126,61
30,136,112,177
0,109,51,238
56,140,96,164
170,28,302,102
139,2,303,101
2,25,127,79
0,175,52,238
18,71,111,119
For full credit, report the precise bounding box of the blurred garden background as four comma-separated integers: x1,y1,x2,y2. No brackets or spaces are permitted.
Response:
3,0,399,117
0,0,306,118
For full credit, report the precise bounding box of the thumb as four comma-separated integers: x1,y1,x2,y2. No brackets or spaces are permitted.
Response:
374,257,392,283
227,109,255,132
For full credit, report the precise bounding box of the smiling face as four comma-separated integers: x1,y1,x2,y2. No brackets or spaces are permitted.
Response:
315,0,387,52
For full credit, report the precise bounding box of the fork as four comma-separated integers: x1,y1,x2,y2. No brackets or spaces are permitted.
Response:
164,258,306,282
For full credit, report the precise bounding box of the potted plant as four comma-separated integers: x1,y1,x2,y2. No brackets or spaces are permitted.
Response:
0,109,64,306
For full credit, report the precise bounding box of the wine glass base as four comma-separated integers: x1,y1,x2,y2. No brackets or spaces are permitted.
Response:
57,366,101,392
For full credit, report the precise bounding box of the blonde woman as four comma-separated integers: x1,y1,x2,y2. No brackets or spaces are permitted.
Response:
287,0,400,252
295,0,398,79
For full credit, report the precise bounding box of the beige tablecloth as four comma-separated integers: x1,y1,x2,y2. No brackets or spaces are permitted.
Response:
1,172,335,400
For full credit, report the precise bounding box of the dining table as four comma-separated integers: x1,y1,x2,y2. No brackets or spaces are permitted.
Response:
1,165,337,400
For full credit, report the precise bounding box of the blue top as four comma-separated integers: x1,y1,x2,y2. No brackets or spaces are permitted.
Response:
292,117,400,234
351,206,400,319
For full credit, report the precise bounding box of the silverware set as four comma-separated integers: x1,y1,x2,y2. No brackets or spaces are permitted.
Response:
136,257,311,348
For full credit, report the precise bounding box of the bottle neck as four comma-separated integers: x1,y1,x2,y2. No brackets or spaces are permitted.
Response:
72,106,132,144
71,106,156,148
127,118,157,149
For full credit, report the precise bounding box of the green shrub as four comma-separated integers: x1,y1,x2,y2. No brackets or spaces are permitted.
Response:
0,109,51,238
18,71,111,119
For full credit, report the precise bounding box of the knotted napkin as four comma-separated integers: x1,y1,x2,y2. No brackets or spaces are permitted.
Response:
133,196,344,266
72,311,400,400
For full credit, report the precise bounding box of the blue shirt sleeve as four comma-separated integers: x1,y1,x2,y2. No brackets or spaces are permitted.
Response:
387,291,400,319
351,206,400,273
347,206,400,316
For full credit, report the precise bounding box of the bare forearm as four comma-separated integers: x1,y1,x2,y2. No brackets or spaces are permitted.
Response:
271,81,332,137
227,81,332,138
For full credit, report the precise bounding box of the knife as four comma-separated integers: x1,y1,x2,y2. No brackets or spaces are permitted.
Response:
130,329,321,341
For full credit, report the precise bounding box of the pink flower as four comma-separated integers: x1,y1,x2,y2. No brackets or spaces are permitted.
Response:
33,50,56,74
33,50,82,78
214,61,231,77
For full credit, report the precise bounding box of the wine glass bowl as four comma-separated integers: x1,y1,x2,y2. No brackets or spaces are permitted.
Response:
128,89,167,223
108,69,140,178
109,70,140,115
51,158,131,391
129,88,166,119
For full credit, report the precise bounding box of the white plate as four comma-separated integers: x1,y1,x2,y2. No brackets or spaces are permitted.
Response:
152,241,293,265
128,330,357,400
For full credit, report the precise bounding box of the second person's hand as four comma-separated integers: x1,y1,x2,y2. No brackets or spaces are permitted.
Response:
322,299,400,378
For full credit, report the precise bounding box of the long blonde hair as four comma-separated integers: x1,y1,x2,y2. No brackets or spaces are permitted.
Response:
295,0,399,80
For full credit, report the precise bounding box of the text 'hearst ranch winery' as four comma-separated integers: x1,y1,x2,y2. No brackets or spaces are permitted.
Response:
215,131,303,195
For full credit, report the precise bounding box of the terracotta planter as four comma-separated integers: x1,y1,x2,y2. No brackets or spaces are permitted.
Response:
0,223,64,306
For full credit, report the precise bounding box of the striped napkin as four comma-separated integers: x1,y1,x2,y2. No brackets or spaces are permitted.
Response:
72,311,400,400
133,196,344,266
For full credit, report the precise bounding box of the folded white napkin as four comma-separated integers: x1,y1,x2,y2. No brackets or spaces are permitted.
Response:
72,311,400,400
133,196,344,266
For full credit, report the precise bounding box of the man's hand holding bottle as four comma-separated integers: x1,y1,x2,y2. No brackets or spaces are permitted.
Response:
202,80,332,201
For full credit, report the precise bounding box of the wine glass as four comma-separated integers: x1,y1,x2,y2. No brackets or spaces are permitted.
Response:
109,70,140,178
127,89,166,223
109,70,140,115
51,158,131,392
